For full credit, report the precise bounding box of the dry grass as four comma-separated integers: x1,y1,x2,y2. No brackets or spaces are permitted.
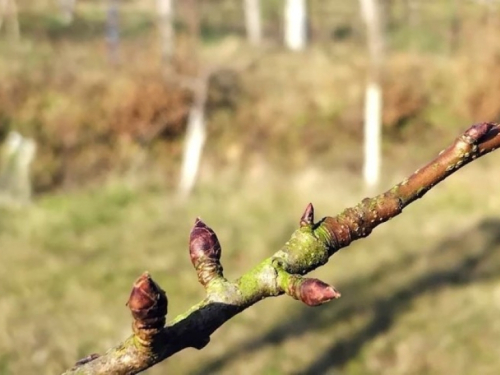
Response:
2,1,500,192
0,154,499,374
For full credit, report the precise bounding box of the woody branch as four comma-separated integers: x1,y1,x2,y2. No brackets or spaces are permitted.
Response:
64,122,500,375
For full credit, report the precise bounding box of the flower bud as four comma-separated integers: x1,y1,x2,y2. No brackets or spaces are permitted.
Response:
300,203,314,228
189,218,223,286
295,278,340,307
463,122,492,143
127,272,167,327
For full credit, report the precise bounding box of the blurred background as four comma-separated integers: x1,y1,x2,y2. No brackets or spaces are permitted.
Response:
1,0,500,374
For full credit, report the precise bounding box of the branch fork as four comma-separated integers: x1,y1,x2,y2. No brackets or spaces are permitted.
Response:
65,123,500,375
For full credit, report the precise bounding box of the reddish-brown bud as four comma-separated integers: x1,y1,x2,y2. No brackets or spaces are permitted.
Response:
189,218,223,286
189,218,221,264
295,278,341,307
463,122,493,143
127,272,167,327
300,203,315,227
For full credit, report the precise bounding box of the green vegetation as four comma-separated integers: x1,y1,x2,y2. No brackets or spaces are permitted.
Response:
1,162,499,374
1,0,500,374
1,1,500,192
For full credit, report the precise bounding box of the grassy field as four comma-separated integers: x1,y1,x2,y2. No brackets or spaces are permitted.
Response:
1,1,500,374
0,153,499,374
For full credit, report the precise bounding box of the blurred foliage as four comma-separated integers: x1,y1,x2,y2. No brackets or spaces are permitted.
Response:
1,1,500,374
1,0,500,193
0,163,499,374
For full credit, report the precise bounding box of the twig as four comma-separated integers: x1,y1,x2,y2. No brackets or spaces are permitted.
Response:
63,123,500,375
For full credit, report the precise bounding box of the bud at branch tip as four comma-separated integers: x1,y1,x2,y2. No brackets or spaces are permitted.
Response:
300,202,314,227
296,278,341,307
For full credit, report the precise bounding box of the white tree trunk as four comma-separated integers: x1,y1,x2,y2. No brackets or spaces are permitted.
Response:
284,0,307,51
156,0,175,61
362,82,382,188
244,0,262,45
360,0,384,188
0,131,36,205
178,82,208,198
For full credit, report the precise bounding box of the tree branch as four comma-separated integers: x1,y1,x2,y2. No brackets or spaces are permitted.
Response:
63,122,500,375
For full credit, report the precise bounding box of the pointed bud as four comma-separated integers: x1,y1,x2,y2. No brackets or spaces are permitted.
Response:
463,122,492,143
300,203,314,228
189,218,221,265
189,218,223,287
127,272,167,327
295,278,341,307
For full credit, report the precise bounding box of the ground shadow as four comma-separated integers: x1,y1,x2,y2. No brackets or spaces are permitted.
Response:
193,218,500,374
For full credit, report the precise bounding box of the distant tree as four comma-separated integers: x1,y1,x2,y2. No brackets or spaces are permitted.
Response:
177,0,206,198
244,0,262,45
178,79,208,198
284,0,307,51
359,0,385,188
156,0,175,62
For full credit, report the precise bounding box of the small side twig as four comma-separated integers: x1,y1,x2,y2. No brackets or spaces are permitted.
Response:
63,123,500,375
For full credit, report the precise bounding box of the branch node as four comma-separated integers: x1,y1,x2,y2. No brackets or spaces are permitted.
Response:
271,257,285,269
462,122,494,144
73,353,100,368
274,259,340,306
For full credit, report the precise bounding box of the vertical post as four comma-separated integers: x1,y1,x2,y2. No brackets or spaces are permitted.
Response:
156,0,175,62
177,0,205,198
178,79,208,198
284,0,307,51
359,0,385,188
0,132,36,205
363,82,382,188
244,0,262,46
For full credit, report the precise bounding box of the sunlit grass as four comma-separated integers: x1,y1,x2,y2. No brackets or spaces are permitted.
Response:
0,159,499,374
